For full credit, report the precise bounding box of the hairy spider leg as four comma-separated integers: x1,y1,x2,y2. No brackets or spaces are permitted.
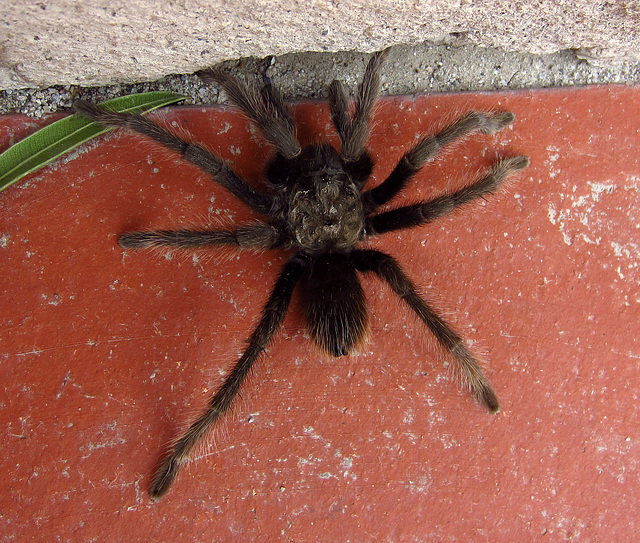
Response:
259,78,295,132
149,255,308,499
362,111,519,213
197,68,301,159
118,224,282,250
366,156,530,235
73,101,273,215
328,48,390,163
352,249,500,413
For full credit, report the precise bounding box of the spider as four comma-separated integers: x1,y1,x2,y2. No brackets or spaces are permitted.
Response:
74,48,528,499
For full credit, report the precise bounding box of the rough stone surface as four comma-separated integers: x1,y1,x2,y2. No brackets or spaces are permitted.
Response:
2,44,640,118
1,0,639,90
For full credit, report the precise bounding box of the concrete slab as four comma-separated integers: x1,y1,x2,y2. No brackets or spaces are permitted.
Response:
1,0,640,89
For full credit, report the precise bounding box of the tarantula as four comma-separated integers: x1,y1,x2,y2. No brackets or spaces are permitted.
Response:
74,48,528,499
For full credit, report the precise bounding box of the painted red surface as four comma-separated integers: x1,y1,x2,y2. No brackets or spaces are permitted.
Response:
1,86,638,541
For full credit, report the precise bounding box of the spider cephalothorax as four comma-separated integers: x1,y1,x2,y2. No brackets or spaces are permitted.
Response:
74,48,529,499
285,144,366,253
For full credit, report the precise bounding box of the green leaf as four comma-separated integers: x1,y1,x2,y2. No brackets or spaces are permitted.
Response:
0,91,187,192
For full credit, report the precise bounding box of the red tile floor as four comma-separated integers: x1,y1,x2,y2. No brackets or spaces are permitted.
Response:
1,85,639,540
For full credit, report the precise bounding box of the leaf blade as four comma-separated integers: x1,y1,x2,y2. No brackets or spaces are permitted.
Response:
0,91,187,192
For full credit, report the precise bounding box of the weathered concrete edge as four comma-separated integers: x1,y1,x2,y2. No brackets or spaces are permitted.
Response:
1,42,639,118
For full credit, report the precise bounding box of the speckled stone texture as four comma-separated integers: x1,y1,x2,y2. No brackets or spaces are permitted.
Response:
1,0,639,89
1,86,639,540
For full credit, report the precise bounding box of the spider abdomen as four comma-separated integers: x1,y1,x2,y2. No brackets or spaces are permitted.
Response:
303,253,368,357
